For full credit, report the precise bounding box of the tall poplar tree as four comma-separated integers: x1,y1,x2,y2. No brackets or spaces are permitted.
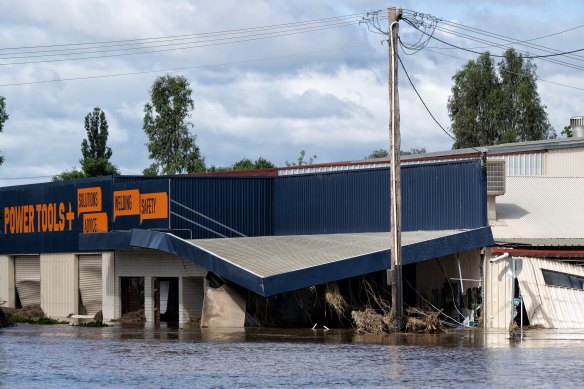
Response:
53,107,119,181
143,74,205,175
448,49,555,149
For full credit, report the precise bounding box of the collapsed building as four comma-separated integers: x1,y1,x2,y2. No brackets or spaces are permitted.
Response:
0,158,494,328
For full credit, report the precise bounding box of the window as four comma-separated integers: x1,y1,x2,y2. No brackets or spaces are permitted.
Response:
542,269,584,290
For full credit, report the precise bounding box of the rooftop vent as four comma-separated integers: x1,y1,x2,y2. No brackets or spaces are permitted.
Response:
571,116,584,138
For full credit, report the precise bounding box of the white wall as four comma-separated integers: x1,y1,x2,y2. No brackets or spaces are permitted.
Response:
416,250,482,309
102,252,115,321
484,252,513,329
40,253,77,319
0,256,15,308
114,249,207,324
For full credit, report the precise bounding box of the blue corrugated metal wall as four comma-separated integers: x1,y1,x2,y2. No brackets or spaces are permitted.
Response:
0,159,486,254
0,176,112,254
272,159,486,235
169,177,272,239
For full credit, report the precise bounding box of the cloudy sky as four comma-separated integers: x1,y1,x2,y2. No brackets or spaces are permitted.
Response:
0,0,582,186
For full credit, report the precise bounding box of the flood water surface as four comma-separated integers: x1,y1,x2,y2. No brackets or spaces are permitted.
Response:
2,325,584,388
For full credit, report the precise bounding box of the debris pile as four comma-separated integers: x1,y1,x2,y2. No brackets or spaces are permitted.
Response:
120,309,145,324
405,308,443,333
8,305,45,321
325,283,347,318
351,308,396,334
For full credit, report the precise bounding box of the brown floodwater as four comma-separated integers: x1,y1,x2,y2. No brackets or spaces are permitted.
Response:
1,324,584,388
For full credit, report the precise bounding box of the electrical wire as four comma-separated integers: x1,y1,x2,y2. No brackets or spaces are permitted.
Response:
438,18,584,62
402,17,584,60
0,44,362,87
0,20,367,66
427,22,584,52
0,12,373,52
422,47,584,92
400,10,584,74
430,24,584,72
397,53,477,150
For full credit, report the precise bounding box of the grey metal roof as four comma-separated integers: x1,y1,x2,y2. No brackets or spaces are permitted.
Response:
80,227,493,296
492,176,584,246
187,230,472,278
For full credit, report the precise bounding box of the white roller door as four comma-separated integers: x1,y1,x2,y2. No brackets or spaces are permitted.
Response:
14,256,40,308
79,255,102,316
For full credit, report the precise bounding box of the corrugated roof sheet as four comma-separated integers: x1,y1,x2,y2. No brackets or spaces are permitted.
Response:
80,227,493,296
188,230,472,278
492,176,584,246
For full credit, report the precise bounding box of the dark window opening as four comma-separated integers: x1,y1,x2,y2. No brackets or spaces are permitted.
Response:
121,277,145,315
542,269,584,290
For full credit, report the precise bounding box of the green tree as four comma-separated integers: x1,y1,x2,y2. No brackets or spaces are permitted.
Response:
207,157,275,172
286,150,317,166
365,147,426,159
80,107,119,176
0,96,8,166
561,124,572,138
448,49,554,149
366,149,389,159
53,107,119,181
52,168,86,181
143,74,205,175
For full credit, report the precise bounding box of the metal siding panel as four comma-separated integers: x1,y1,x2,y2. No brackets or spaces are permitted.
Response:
40,253,77,318
79,255,102,316
547,147,584,177
170,177,272,239
274,160,487,235
14,256,41,307
0,176,113,254
517,258,584,329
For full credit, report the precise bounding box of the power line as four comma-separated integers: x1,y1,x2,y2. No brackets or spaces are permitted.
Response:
438,18,584,62
400,10,584,74
0,20,368,66
403,18,584,60
0,12,373,52
0,18,368,60
422,47,584,92
429,25,584,73
0,44,362,87
0,175,53,180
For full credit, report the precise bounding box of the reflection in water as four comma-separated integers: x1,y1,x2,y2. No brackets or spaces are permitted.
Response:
3,325,584,387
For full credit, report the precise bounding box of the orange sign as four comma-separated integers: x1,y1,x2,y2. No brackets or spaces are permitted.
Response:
140,192,168,223
82,212,108,234
113,189,140,220
4,202,75,234
77,187,102,215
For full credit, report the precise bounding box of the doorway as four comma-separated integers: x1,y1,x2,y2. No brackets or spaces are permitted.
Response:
155,277,179,324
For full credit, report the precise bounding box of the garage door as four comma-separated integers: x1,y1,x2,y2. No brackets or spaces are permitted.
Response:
79,255,102,316
14,256,41,308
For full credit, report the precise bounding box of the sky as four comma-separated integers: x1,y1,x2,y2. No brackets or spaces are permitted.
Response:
0,0,582,186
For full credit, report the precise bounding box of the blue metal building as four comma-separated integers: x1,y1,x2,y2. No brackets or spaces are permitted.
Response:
0,158,493,324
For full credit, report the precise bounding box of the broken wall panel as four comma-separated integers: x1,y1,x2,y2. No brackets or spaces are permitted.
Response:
14,255,40,308
78,254,102,316
517,257,584,329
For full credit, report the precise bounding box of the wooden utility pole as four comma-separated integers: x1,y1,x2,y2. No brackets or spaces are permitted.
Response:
388,7,403,329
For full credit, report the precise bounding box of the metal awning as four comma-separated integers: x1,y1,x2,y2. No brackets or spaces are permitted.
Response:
80,227,493,296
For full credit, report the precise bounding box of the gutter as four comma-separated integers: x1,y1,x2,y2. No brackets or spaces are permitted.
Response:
492,247,584,258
